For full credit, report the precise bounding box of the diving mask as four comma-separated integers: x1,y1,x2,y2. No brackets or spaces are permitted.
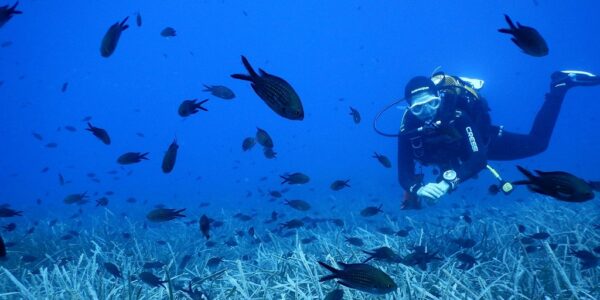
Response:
408,95,441,117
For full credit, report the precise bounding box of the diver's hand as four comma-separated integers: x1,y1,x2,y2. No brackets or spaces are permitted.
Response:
416,181,450,200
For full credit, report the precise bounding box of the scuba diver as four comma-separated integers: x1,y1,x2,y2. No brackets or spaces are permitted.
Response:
394,70,600,209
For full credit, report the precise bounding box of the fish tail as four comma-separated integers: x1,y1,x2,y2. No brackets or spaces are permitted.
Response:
372,152,379,158
86,122,94,131
11,2,22,14
516,165,535,181
140,152,150,160
344,180,351,187
240,55,259,77
503,14,516,29
317,261,339,282
202,84,211,91
196,99,209,111
120,16,130,30
231,74,253,81
174,208,186,217
280,175,289,184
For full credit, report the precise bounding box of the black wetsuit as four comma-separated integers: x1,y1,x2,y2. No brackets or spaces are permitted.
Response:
398,87,567,193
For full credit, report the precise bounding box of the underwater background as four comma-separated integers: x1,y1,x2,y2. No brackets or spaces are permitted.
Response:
1,1,599,299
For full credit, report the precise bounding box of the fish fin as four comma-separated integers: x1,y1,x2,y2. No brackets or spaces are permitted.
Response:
503,14,516,29
498,28,513,34
516,166,536,181
202,84,211,91
86,122,94,131
317,261,339,281
258,68,269,76
139,152,150,160
174,208,186,217
279,175,289,184
372,152,380,158
240,55,259,78
231,74,253,81
10,2,22,14
120,16,129,30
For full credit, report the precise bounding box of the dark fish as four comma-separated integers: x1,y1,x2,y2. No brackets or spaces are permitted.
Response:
242,137,255,151
529,232,550,240
318,261,397,294
64,125,76,132
451,238,476,249
0,41,12,48
269,191,282,198
525,245,540,253
45,142,58,148
281,219,304,229
81,116,92,122
96,197,109,207
100,17,129,58
146,208,186,222
345,236,364,247
136,12,142,27
400,246,442,270
362,246,402,263
284,199,311,211
160,27,176,37
331,179,350,191
179,254,192,270
349,107,361,124
255,128,273,148
63,192,87,204
360,204,382,217
86,122,111,145
280,172,310,185
517,224,526,233
206,256,223,268
0,235,6,258
224,237,238,247
263,147,277,159
40,167,49,173
513,166,594,202
324,289,344,300
330,218,344,227
104,262,122,278
117,152,149,164
32,131,43,141
178,99,208,117
139,272,166,288
372,152,391,168
0,2,21,28
488,184,500,195
58,173,65,186
161,139,179,174
231,55,304,120
199,214,210,239
456,252,477,269
203,84,235,100
498,15,548,57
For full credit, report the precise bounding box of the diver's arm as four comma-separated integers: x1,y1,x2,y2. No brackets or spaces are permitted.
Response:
452,115,488,186
398,135,422,193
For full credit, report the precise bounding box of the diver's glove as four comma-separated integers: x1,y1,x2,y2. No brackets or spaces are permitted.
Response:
416,181,450,200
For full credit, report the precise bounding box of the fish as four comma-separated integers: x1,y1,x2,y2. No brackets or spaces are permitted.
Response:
281,219,304,229
263,147,277,159
284,199,311,211
345,236,364,247
45,142,58,148
104,262,122,278
146,208,186,222
138,272,166,288
96,197,109,207
488,184,500,195
178,99,208,117
360,204,383,217
255,128,273,148
160,27,176,37
0,41,12,48
58,173,65,186
456,252,477,269
161,139,178,174
100,17,129,58
231,55,304,120
451,238,476,249
206,257,223,268
86,122,111,145
0,235,6,258
318,261,397,294
31,131,43,141
117,152,149,164
372,152,391,168
63,192,87,205
199,214,210,239
529,232,550,240
362,247,402,263
0,207,23,218
280,172,310,184
136,12,142,27
269,191,282,198
349,107,361,124
330,179,351,191
517,224,526,233
498,15,548,57
2,223,16,232
64,125,76,132
400,246,442,270
242,137,255,151
513,166,595,202
203,84,235,100
61,82,69,93
0,2,21,28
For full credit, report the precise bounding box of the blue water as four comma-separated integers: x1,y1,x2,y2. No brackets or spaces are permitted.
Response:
1,1,599,299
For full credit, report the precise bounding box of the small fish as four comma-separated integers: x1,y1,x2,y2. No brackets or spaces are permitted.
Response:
100,17,129,58
2,223,16,232
96,197,109,207
160,27,176,37
58,173,65,186
104,262,122,278
161,139,178,174
206,256,223,268
178,99,208,117
255,128,273,148
32,131,43,141
498,15,548,57
63,192,87,205
146,208,186,222
372,152,391,168
45,142,58,148
280,172,310,185
513,166,595,202
136,12,142,27
360,204,383,217
269,191,282,198
318,261,397,294
330,179,350,191
0,2,21,28
231,55,304,120
242,137,255,151
281,219,304,229
138,272,166,288
451,238,476,249
346,106,362,126
81,116,93,122
488,184,500,195
0,41,12,48
64,125,76,132
284,199,311,211
199,214,210,239
362,246,402,263
529,232,550,240
117,152,149,164
345,236,364,247
517,224,526,233
86,122,111,145
203,84,235,100
456,252,477,269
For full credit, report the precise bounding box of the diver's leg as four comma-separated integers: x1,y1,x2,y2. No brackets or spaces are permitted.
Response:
488,70,600,160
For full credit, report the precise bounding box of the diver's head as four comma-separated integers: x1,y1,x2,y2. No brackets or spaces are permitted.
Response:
405,76,441,122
